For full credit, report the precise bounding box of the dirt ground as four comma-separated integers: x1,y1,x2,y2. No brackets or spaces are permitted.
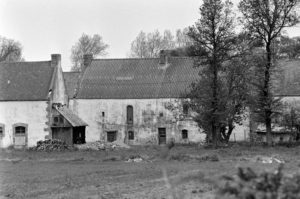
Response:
1,144,300,199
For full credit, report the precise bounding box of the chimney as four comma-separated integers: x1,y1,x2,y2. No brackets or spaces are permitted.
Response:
83,54,93,71
51,54,61,67
159,50,168,65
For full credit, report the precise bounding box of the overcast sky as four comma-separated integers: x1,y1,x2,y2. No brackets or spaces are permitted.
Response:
0,0,299,71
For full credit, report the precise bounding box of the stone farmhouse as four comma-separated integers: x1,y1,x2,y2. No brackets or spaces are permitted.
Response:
0,55,87,148
0,52,299,148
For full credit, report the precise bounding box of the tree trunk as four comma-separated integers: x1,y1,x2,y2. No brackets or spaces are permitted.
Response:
265,42,272,146
212,123,218,148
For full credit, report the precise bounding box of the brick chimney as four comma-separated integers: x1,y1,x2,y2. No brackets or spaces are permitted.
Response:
159,50,168,65
51,54,61,67
83,54,93,71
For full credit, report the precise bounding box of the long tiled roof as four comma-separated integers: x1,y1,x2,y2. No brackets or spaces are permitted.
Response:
0,61,54,101
63,72,80,98
76,57,199,99
66,58,300,99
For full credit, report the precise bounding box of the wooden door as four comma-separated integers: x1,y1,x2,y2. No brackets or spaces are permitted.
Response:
158,128,166,145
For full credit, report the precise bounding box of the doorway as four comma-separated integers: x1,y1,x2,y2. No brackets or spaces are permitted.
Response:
158,128,166,145
73,127,86,144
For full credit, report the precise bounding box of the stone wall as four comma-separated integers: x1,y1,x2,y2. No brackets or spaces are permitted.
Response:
0,101,48,147
70,98,206,144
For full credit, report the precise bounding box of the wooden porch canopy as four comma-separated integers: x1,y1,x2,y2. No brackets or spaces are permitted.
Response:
54,106,88,127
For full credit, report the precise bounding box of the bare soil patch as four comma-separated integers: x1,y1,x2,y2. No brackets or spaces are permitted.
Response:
1,144,300,199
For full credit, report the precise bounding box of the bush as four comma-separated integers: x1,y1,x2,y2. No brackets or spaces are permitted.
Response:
216,164,300,199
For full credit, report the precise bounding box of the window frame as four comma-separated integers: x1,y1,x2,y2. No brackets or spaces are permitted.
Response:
0,123,5,137
127,105,134,124
182,129,188,139
128,130,134,140
183,104,189,115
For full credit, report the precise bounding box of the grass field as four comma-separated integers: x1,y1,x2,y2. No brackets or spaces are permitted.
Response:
1,144,300,199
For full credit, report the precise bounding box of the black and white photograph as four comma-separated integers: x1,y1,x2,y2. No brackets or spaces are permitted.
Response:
0,0,300,198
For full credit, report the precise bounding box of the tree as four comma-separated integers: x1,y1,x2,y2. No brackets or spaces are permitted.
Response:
175,28,192,48
130,31,148,58
129,30,177,58
71,33,108,71
0,36,23,62
239,0,300,145
278,35,300,58
187,0,236,147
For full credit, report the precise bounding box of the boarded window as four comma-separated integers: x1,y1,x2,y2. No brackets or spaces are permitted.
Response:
15,126,26,134
127,105,133,124
128,131,134,140
107,131,117,142
182,129,188,139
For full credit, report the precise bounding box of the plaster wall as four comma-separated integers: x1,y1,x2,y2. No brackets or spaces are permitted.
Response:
70,99,205,144
0,101,48,147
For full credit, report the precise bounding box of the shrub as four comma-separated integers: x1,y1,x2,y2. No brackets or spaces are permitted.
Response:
216,164,300,199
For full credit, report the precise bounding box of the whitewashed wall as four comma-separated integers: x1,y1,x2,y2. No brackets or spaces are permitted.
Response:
0,101,48,147
70,99,205,144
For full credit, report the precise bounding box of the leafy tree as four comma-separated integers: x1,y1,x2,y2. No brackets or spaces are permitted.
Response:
71,33,108,71
239,0,300,145
187,0,236,147
278,35,300,58
0,36,23,62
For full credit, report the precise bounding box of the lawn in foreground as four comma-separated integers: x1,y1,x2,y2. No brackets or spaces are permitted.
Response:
0,144,300,199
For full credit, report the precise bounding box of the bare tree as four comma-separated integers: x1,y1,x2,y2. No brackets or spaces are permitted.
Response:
129,29,177,58
239,0,300,145
175,28,192,48
71,33,108,71
130,31,148,58
0,36,23,62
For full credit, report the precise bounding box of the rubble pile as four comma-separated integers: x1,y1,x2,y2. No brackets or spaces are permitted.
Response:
75,140,130,151
31,139,70,151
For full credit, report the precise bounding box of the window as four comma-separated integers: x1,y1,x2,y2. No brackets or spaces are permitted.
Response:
182,129,188,139
128,131,134,140
183,104,189,115
15,126,26,134
102,112,105,117
54,116,59,123
0,124,4,136
107,131,117,142
53,115,64,126
159,112,164,117
127,105,133,124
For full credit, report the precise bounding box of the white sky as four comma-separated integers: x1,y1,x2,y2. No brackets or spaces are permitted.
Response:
0,0,299,71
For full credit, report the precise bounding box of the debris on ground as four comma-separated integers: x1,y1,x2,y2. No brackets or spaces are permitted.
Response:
256,155,285,164
75,140,130,151
30,139,70,151
167,153,219,162
126,155,144,163
238,155,285,164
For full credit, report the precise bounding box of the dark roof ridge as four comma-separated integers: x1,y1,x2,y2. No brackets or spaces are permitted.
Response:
91,56,193,61
0,60,51,64
63,71,80,73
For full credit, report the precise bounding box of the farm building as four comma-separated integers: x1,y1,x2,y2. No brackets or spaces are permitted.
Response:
0,54,87,148
65,53,251,145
